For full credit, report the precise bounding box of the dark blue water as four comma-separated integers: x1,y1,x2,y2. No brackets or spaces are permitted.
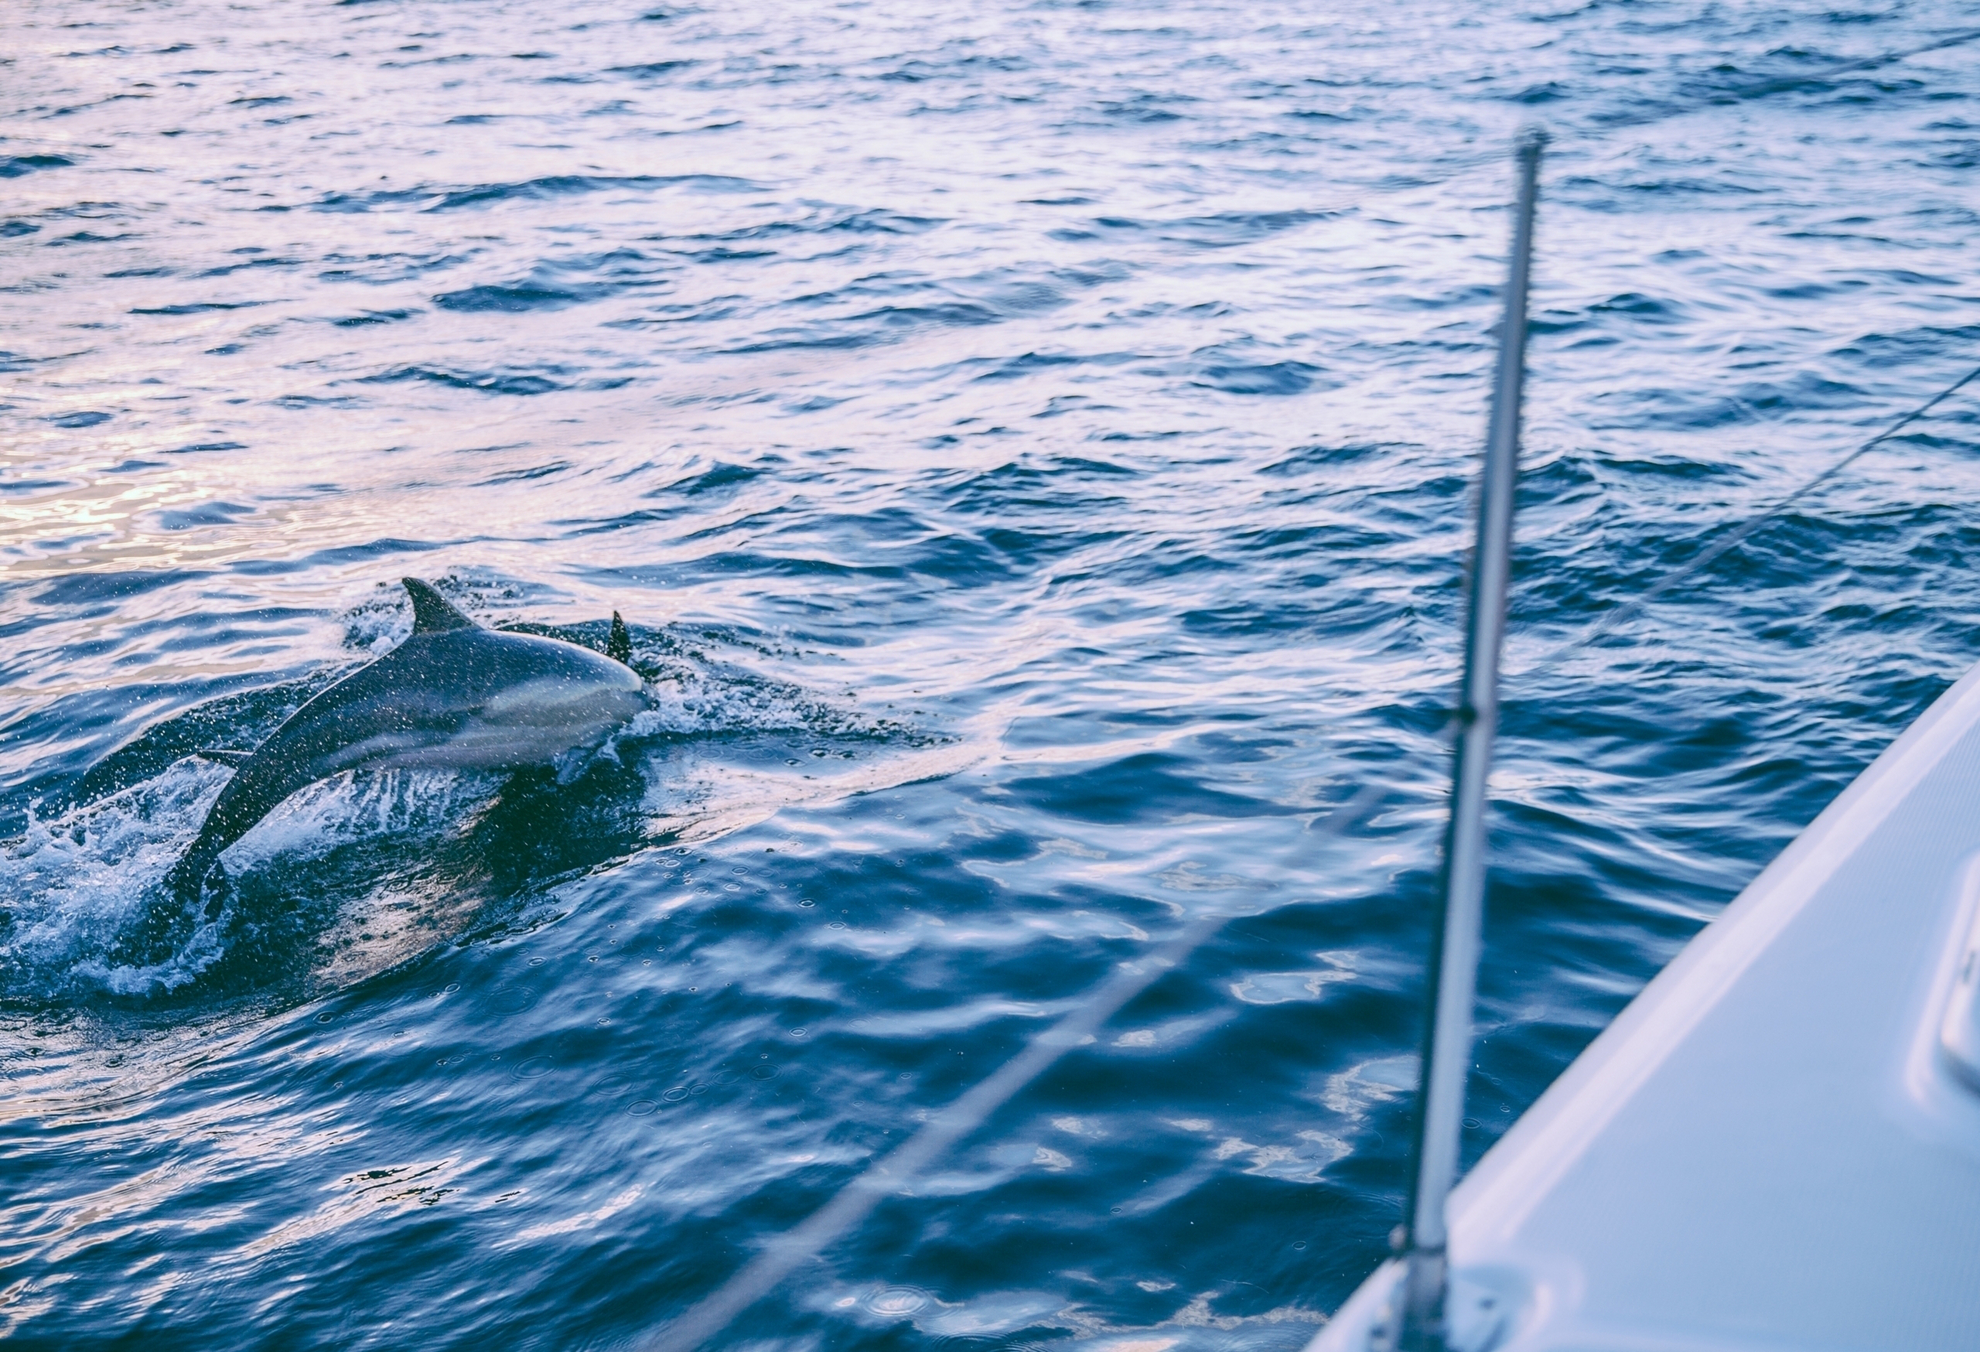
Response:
5,1,1980,1346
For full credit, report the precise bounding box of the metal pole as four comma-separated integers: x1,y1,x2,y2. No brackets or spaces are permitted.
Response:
1394,126,1545,1352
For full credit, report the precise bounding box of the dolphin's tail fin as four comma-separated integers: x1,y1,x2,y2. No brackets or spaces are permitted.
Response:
110,841,229,970
607,612,633,665
162,837,227,914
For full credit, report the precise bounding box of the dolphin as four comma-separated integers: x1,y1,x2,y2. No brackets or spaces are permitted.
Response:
160,578,647,902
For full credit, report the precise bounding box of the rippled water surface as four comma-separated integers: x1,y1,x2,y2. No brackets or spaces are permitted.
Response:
5,0,1980,1346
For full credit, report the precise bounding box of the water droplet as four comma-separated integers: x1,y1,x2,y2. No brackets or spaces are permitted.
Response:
528,957,546,966
790,1028,807,1037
865,1286,929,1317
1292,1240,1308,1250
443,983,460,993
627,1099,657,1116
662,1086,689,1102
799,899,815,907
315,1012,335,1023
515,1056,552,1079
750,1064,778,1080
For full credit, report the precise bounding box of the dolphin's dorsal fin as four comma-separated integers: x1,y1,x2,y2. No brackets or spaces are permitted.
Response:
195,748,255,766
607,611,633,665
404,578,476,634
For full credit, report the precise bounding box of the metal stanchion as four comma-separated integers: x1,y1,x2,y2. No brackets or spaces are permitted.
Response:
1392,126,1546,1352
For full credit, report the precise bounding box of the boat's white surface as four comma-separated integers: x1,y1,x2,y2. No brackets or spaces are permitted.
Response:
1314,657,1980,1352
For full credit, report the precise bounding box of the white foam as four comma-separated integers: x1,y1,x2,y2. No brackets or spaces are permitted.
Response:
0,760,233,996
220,769,488,872
622,660,857,740
0,759,500,1000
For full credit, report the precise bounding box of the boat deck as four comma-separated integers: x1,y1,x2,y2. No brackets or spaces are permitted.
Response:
1316,658,1980,1351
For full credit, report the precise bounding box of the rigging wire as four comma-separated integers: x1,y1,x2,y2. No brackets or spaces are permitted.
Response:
1522,359,1980,677
648,778,1394,1352
1586,25,1980,131
648,28,1980,1352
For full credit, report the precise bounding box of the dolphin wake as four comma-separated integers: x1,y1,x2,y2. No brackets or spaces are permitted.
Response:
0,579,954,1015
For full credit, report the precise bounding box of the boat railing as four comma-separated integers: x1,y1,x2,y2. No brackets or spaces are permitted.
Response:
646,25,1980,1342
